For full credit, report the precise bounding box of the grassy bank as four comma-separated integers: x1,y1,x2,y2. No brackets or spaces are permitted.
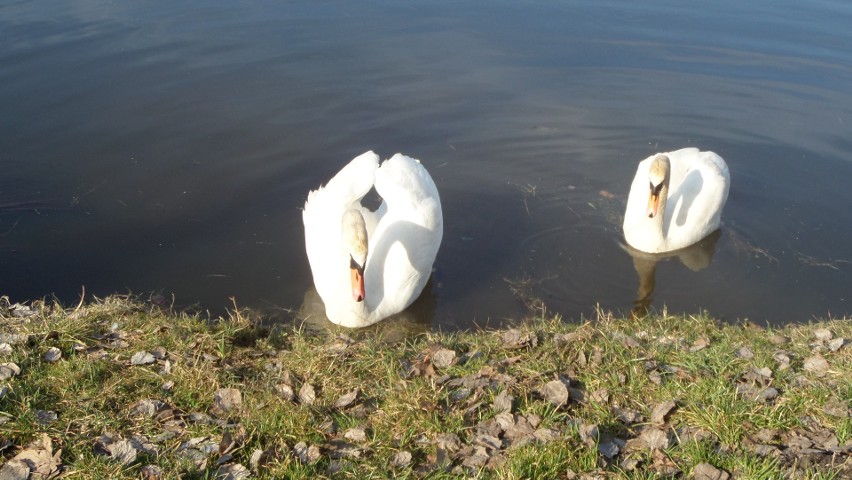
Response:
0,296,850,479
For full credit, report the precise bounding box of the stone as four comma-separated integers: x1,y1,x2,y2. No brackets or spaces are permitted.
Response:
803,355,829,373
390,450,412,468
299,383,316,405
130,351,155,365
693,462,730,480
215,463,250,480
813,328,834,342
43,347,62,363
0,363,21,381
213,388,243,414
431,348,456,368
540,379,569,407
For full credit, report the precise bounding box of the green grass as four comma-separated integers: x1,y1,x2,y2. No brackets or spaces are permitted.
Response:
0,295,850,478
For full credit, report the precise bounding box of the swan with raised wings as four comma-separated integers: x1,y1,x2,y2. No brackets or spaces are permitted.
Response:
623,148,730,253
303,151,443,328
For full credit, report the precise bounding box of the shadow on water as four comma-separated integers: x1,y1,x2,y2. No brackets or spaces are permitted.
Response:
621,229,722,318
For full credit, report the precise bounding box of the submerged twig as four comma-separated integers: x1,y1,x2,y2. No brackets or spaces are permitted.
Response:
727,231,779,264
509,182,537,216
0,216,21,236
796,253,851,270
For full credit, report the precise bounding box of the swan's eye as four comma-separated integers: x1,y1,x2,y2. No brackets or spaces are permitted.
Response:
349,255,364,274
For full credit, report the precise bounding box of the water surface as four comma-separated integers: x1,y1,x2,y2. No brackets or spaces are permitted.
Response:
2,0,851,329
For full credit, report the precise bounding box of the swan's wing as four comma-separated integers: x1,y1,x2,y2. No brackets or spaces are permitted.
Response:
666,149,730,242
366,154,443,320
375,153,442,224
304,151,380,212
373,153,443,260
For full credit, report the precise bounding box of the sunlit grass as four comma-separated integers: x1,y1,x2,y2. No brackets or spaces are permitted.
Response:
1,295,849,478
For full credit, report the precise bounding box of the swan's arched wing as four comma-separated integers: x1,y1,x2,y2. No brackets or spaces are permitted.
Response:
366,154,444,321
666,149,730,246
305,151,380,210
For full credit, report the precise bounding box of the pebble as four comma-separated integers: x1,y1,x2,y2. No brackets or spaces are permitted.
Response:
540,379,569,407
431,348,456,368
214,463,250,480
813,328,833,342
735,346,754,359
293,442,321,464
598,440,620,459
344,427,367,443
43,347,62,363
689,337,710,352
803,354,830,373
275,383,294,401
639,427,669,450
130,351,155,365
0,362,21,381
140,465,163,480
828,337,846,352
755,387,779,403
298,382,316,405
390,450,412,468
492,390,514,413
213,388,243,413
693,462,730,480
35,410,58,425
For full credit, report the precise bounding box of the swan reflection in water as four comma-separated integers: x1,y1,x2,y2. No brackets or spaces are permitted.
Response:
297,279,437,343
620,229,722,318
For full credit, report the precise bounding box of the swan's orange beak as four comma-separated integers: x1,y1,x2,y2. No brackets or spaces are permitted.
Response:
350,265,365,302
646,189,661,218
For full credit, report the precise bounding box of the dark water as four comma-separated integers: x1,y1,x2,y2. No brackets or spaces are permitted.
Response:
2,0,851,330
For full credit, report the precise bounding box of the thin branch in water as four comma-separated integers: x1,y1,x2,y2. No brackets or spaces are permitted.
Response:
0,216,21,236
796,253,850,270
728,231,779,264
508,182,538,216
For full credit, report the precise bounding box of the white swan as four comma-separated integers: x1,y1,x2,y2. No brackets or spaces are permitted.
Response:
302,151,443,328
623,148,730,253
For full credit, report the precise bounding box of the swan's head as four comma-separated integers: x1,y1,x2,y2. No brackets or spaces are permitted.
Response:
342,209,368,302
646,155,670,219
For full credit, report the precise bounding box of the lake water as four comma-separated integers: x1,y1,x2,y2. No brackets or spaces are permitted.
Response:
2,0,851,331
